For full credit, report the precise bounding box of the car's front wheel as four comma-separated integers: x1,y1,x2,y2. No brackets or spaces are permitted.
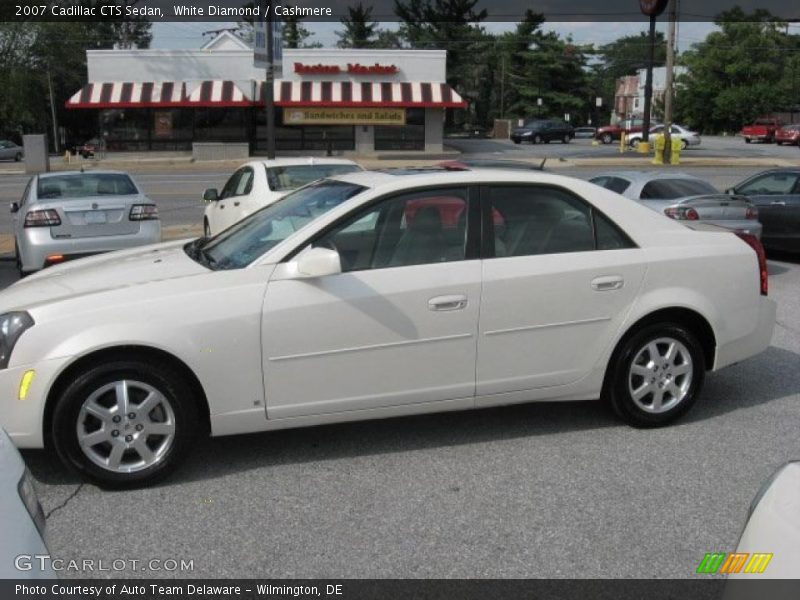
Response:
52,358,200,488
605,323,705,427
533,134,543,144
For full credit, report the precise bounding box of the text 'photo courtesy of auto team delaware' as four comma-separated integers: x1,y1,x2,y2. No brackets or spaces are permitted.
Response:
0,0,799,595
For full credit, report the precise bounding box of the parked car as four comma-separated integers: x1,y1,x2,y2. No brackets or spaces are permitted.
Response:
589,171,762,238
0,140,24,162
595,119,655,144
626,124,701,150
203,158,362,236
0,169,775,487
12,170,161,275
727,168,800,253
740,118,782,144
0,426,54,578
510,119,574,144
726,461,800,579
75,138,101,158
573,127,597,139
774,124,800,146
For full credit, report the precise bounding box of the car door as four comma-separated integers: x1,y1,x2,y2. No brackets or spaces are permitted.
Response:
735,172,800,243
475,184,647,399
208,168,249,233
261,186,481,419
0,141,12,160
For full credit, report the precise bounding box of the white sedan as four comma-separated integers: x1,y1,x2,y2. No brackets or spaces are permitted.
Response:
627,124,701,149
202,157,362,236
0,170,776,487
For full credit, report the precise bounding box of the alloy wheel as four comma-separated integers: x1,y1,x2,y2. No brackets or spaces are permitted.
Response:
76,380,176,473
627,337,693,414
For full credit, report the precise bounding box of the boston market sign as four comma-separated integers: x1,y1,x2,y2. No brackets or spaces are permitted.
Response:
294,62,399,75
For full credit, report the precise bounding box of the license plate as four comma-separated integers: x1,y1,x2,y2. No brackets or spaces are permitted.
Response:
85,211,107,224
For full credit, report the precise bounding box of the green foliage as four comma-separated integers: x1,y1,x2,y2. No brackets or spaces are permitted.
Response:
336,3,379,48
675,7,798,133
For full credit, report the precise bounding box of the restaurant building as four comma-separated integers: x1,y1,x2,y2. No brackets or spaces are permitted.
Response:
65,32,465,154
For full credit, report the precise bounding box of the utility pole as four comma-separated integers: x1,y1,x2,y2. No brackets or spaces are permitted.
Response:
662,0,677,163
500,54,505,119
265,0,276,159
640,14,657,151
47,68,60,154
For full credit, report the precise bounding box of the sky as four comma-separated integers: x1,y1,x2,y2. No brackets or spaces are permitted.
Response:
150,20,720,53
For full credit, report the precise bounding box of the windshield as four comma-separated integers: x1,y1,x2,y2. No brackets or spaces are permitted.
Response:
266,164,362,191
189,179,367,270
37,173,138,199
640,178,718,200
523,121,545,129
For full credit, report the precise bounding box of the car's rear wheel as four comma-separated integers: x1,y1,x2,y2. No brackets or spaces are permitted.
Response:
681,139,688,150
14,152,22,162
630,138,641,149
602,133,613,144
52,359,199,488
606,323,705,427
744,138,751,144
14,242,24,278
562,134,570,144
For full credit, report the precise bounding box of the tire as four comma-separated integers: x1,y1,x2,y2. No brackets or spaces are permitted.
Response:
14,242,24,278
51,358,200,488
14,152,22,162
681,139,688,150
776,141,783,146
203,219,211,238
602,133,613,144
744,138,751,144
630,138,641,149
533,134,543,144
512,139,521,145
562,134,571,144
605,323,705,428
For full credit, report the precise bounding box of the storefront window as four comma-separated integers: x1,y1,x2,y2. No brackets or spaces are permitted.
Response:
374,108,425,151
255,108,355,152
194,108,248,142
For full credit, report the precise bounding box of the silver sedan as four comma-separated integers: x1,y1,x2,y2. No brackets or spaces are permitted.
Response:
12,171,161,275
589,171,762,238
0,426,54,578
0,140,24,162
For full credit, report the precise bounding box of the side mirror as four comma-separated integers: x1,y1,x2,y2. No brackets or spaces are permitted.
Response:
295,247,341,278
9,202,19,213
203,188,219,202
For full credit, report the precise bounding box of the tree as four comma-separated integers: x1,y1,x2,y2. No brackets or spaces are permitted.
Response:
337,3,379,48
675,7,796,133
282,14,320,48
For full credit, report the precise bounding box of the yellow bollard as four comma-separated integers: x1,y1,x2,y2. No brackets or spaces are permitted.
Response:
652,134,665,165
637,140,650,154
620,132,627,153
670,137,681,165
63,151,71,164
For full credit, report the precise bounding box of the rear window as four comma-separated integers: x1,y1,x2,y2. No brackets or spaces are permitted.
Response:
640,179,718,200
37,174,138,199
590,176,632,195
266,164,361,192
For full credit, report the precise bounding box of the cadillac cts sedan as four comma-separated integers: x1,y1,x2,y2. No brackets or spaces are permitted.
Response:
0,170,776,487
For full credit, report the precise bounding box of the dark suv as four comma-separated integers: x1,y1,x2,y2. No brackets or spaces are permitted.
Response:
511,119,575,144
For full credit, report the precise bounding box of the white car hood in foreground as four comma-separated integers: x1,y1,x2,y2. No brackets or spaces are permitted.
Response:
0,240,207,313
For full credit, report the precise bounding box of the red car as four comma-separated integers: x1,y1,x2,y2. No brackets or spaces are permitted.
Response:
595,118,656,144
775,124,800,146
75,137,101,158
740,118,782,144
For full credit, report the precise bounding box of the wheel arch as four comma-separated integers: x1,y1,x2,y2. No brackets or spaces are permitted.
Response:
43,345,211,448
602,307,717,395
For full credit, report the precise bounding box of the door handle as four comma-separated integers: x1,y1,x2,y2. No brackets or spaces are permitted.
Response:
234,201,240,206
591,276,624,291
219,204,225,209
428,295,468,311
771,201,786,206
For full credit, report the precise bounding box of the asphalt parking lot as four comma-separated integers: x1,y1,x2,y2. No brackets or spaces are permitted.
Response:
1,187,797,578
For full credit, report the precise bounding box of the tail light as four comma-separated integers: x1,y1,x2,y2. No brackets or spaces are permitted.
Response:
24,209,61,228
736,232,768,296
745,205,758,220
129,204,159,221
664,206,699,221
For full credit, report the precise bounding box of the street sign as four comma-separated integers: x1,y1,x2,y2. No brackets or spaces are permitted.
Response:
254,17,282,77
596,97,603,107
639,0,669,16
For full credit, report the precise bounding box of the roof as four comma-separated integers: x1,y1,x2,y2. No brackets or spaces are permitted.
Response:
38,170,130,178
249,158,360,168
591,171,701,182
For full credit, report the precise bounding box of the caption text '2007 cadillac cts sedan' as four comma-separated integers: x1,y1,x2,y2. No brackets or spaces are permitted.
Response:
0,170,776,487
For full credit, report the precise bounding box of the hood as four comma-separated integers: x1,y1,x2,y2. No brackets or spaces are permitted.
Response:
0,240,208,313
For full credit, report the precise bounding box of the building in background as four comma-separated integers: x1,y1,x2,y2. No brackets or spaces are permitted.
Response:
65,33,465,154
612,66,688,123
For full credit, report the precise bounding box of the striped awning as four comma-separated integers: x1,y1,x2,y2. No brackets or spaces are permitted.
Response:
66,82,186,108
257,81,466,108
185,80,249,107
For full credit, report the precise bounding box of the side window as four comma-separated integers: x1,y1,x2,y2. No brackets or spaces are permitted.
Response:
234,168,254,196
590,176,631,195
487,186,594,257
738,174,798,196
219,170,242,200
594,211,636,250
20,179,33,206
314,187,469,272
